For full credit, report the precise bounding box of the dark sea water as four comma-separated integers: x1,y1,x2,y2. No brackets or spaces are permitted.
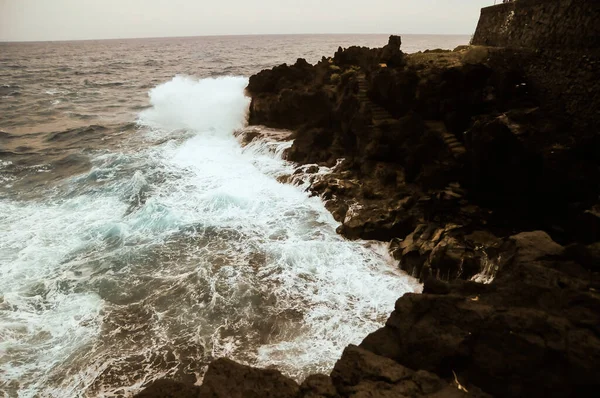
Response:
0,34,468,397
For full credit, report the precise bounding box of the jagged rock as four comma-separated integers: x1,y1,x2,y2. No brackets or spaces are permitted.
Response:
300,374,338,398
380,35,405,67
331,345,490,397
231,33,600,398
362,232,600,397
198,358,300,398
391,224,506,282
247,58,316,94
249,89,334,132
134,379,200,398
135,359,300,398
333,46,380,69
510,231,564,262
337,203,415,241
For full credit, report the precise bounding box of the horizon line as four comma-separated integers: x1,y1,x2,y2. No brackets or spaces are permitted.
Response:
0,32,473,44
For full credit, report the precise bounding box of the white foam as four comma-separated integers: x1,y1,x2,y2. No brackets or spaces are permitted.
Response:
138,75,250,135
0,197,122,397
0,75,421,396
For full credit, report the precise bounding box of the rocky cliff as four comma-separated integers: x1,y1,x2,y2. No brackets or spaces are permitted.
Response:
135,23,599,398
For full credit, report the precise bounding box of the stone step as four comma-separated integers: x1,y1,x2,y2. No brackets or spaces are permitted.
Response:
444,190,464,199
444,182,467,199
447,182,466,194
425,120,467,158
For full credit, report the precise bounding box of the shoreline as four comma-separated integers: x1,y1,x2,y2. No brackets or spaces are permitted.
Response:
137,35,599,397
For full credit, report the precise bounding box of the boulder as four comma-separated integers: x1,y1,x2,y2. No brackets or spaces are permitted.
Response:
198,358,300,398
361,232,600,397
134,379,200,398
331,345,490,397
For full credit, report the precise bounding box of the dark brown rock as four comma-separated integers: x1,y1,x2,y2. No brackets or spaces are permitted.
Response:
331,345,490,397
200,29,600,398
198,358,300,398
362,232,600,397
134,379,201,398
300,374,338,398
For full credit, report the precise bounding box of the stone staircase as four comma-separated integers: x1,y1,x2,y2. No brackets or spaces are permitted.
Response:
443,182,467,200
357,74,468,160
357,73,397,128
357,75,369,101
356,73,468,202
424,121,467,158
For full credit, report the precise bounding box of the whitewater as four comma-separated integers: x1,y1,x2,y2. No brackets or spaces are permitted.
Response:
0,74,421,396
0,35,472,397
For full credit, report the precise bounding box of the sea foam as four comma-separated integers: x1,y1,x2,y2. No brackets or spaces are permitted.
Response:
0,75,420,397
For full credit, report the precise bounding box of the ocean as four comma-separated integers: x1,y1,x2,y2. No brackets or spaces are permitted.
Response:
0,34,468,397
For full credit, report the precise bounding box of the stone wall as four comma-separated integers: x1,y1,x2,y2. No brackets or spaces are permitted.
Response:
472,0,600,49
484,46,600,138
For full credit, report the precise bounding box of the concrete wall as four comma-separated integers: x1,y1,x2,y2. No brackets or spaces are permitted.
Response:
472,0,600,49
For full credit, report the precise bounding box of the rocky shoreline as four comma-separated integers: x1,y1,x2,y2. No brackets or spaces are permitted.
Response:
136,35,599,397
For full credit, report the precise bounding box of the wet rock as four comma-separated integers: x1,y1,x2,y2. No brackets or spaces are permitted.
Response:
331,345,489,397
337,204,415,242
134,379,200,398
422,277,450,295
234,32,600,398
362,232,600,397
510,231,564,262
198,358,300,398
300,374,338,398
392,224,506,282
286,128,335,164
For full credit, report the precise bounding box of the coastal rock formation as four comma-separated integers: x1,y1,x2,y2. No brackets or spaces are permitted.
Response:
362,231,600,397
245,35,599,258
136,13,599,396
136,346,491,398
248,32,600,397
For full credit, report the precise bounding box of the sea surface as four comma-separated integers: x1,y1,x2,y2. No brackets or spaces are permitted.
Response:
0,34,468,397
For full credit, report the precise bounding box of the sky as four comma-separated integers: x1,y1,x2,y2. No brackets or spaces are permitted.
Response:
0,0,495,42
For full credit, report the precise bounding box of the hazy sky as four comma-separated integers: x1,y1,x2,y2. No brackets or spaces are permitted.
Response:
0,0,494,42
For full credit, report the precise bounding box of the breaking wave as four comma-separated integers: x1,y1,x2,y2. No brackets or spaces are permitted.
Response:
0,75,420,397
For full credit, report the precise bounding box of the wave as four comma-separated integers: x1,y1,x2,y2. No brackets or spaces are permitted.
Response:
138,75,250,135
0,75,420,397
45,125,108,143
